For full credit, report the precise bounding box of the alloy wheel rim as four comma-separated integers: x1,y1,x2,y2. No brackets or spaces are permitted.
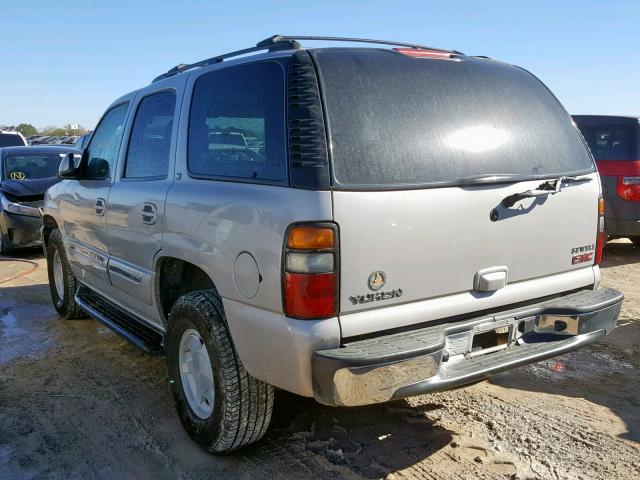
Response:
52,250,64,299
178,328,215,419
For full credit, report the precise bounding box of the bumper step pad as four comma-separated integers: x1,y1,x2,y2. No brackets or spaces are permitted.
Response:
313,287,623,406
76,285,164,354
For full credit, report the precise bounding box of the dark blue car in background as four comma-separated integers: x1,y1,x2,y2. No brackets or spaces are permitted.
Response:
0,145,75,254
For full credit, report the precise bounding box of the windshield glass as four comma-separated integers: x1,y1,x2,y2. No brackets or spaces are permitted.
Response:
575,124,639,161
3,154,65,180
0,134,26,147
312,49,594,188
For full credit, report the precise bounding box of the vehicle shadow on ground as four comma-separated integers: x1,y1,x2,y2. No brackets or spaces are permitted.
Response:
230,392,454,478
487,324,640,444
600,240,640,268
1,246,44,261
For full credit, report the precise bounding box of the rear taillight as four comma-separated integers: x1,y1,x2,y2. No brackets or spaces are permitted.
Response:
283,224,338,319
595,195,605,265
616,176,640,202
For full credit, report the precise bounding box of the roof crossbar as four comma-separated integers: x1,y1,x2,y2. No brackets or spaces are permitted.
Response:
152,34,462,83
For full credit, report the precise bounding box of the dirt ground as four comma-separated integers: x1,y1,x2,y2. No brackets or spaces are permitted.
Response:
1,242,639,480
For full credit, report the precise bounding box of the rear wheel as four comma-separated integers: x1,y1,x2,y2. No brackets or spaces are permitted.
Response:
166,290,274,453
46,229,85,319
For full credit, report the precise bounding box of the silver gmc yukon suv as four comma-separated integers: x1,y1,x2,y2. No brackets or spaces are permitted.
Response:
42,35,624,452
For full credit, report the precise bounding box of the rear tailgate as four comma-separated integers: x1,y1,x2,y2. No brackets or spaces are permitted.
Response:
311,48,599,335
335,173,599,314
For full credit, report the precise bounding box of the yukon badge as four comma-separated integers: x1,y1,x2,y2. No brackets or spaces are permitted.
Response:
350,271,403,305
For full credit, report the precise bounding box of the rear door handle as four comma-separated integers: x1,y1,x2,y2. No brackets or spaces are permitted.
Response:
142,203,157,225
95,198,106,216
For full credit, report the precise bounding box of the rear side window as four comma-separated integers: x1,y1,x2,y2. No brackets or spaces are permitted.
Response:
576,124,638,161
312,49,594,188
125,91,176,178
85,102,129,179
187,62,287,183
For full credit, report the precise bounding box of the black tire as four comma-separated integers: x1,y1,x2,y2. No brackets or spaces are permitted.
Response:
0,231,11,256
630,237,640,247
166,290,274,453
46,229,85,319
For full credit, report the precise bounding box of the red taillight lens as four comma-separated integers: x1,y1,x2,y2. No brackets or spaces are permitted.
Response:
283,224,338,319
595,196,605,265
284,272,336,319
616,176,640,202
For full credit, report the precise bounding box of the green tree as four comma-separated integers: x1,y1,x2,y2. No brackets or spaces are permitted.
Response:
16,123,38,136
40,126,68,136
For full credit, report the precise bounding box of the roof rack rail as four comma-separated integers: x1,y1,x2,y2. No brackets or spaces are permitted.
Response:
257,35,463,55
152,34,462,83
152,37,300,83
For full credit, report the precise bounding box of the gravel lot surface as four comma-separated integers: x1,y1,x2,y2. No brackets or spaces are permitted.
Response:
1,241,639,479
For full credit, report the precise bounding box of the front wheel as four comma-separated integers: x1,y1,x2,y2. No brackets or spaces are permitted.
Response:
166,290,274,453
46,229,85,319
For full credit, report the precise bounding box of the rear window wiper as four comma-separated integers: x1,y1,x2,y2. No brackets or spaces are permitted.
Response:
501,175,592,208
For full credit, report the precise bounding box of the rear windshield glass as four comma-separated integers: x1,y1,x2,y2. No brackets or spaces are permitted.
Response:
0,134,26,147
3,154,64,180
574,124,638,161
312,49,594,188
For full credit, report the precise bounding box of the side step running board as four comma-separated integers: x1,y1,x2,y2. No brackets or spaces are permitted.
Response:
76,285,164,354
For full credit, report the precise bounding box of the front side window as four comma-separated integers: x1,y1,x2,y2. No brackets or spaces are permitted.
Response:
124,91,176,178
85,102,129,179
187,62,286,183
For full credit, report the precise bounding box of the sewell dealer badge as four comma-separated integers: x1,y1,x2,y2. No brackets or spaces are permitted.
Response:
571,244,595,265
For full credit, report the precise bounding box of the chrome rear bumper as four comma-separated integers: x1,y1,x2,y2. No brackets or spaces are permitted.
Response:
312,287,623,406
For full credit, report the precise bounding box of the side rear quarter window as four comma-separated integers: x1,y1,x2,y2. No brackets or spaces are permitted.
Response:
124,91,176,179
85,102,129,179
187,62,287,183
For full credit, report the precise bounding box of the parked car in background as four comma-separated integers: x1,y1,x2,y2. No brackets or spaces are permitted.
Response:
0,145,74,254
0,130,27,147
42,35,623,452
574,115,640,245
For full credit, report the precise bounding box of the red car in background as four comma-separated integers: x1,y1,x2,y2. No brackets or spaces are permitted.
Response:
574,115,640,245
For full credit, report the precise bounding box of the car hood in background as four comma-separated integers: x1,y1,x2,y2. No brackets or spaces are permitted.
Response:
0,177,60,198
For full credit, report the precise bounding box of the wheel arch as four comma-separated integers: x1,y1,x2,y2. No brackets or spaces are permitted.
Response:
155,256,219,324
41,215,59,248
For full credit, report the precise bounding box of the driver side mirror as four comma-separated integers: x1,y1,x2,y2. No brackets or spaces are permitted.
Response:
58,152,83,179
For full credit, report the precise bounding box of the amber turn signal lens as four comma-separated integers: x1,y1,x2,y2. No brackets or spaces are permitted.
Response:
287,227,334,250
598,196,605,215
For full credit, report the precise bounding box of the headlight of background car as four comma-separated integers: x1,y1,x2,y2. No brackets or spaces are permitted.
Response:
0,194,42,217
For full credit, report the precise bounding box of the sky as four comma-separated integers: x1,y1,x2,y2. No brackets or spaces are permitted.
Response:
1,0,638,130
